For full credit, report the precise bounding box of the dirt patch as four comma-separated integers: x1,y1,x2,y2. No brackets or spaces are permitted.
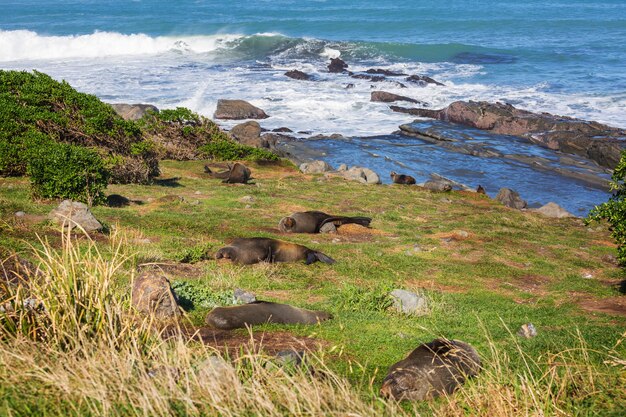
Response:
138,262,205,279
181,328,326,355
576,296,626,317
502,274,550,295
429,230,474,243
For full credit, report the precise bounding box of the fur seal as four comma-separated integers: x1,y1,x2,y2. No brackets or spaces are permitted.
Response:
278,211,372,233
215,238,335,265
390,171,416,185
204,162,251,184
380,338,481,401
476,184,486,194
205,301,332,330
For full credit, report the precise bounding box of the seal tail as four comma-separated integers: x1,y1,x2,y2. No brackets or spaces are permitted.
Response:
306,251,336,265
322,216,372,228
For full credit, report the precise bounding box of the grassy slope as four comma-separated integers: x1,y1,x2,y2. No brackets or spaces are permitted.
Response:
1,159,625,415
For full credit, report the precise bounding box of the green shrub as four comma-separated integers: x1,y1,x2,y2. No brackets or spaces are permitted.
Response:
156,107,201,125
27,142,109,205
587,150,626,264
170,281,233,310
200,139,279,162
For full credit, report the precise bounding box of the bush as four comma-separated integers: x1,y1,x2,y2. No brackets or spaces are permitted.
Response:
587,150,626,264
27,142,109,205
200,139,279,162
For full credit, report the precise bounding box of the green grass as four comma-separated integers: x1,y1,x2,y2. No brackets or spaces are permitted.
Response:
1,159,625,416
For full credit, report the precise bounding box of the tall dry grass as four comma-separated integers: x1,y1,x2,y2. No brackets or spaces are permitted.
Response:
1,229,624,416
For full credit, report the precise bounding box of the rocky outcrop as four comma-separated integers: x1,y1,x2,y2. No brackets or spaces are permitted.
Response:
131,269,180,319
328,58,348,73
213,99,269,120
394,101,626,168
371,91,420,104
405,75,444,86
110,103,158,120
48,200,103,232
285,70,313,81
495,188,527,209
366,69,407,77
229,121,265,147
341,167,381,184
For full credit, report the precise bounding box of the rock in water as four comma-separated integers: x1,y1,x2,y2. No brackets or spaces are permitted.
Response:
534,202,575,218
405,75,445,86
371,91,420,104
285,70,313,81
495,188,527,209
300,160,333,174
328,58,348,73
213,99,269,120
48,200,103,232
381,338,481,401
396,101,626,169
389,289,429,316
110,103,158,120
131,270,180,319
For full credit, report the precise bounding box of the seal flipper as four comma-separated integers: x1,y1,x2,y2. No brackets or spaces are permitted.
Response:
307,251,336,265
319,216,372,230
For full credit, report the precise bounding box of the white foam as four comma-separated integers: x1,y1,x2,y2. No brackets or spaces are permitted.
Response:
0,30,243,62
320,47,341,59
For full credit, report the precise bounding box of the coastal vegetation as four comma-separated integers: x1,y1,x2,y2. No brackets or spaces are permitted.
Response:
1,72,625,416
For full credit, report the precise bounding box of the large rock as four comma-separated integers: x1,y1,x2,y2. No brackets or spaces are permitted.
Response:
110,103,158,120
342,167,381,184
495,188,527,209
300,160,333,174
213,99,269,120
131,270,180,319
405,75,444,86
371,91,420,104
328,58,348,73
285,70,313,81
533,202,575,218
48,200,103,232
229,121,268,148
395,101,626,169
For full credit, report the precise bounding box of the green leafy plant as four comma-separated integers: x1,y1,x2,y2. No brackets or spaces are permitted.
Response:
587,151,626,264
170,281,233,310
200,139,279,162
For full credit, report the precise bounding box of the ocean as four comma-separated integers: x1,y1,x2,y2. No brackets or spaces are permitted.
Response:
1,0,625,213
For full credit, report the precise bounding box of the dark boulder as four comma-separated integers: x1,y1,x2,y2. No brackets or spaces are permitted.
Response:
328,58,348,73
213,99,269,120
285,70,313,81
371,91,420,104
350,73,385,82
406,75,445,86
366,68,407,76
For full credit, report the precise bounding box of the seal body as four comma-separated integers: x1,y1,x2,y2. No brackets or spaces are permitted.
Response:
390,171,416,185
205,301,332,330
278,211,372,233
380,338,481,401
215,238,335,265
204,163,251,184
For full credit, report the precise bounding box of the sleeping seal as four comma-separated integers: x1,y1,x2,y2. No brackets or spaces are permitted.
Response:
390,171,416,185
278,211,372,233
205,301,332,330
380,338,481,401
204,162,251,184
215,238,335,265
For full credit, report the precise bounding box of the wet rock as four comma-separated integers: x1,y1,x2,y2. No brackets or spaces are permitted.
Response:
389,289,429,316
533,202,575,218
405,75,445,86
328,57,348,73
285,70,313,81
350,73,385,82
48,200,103,232
495,188,527,209
366,68,407,76
345,83,355,89
233,288,256,304
131,269,180,319
517,323,537,338
272,127,293,133
300,160,333,174
214,99,269,120
110,103,158,120
398,101,626,169
371,91,420,104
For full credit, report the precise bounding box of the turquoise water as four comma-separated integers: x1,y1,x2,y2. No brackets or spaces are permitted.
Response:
1,0,625,211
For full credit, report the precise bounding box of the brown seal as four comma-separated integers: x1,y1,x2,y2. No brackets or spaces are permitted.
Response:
205,301,332,330
476,184,486,194
204,162,251,184
380,338,481,401
215,238,335,265
278,211,372,233
390,171,416,185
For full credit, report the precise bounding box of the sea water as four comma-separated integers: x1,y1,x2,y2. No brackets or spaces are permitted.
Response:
1,0,625,212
